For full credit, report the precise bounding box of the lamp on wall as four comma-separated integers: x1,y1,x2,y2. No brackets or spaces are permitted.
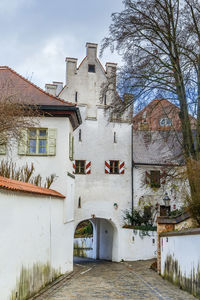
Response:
163,192,171,216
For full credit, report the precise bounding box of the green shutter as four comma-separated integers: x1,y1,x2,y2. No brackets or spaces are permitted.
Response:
18,129,27,155
0,143,6,155
72,136,74,160
69,133,73,160
48,129,56,156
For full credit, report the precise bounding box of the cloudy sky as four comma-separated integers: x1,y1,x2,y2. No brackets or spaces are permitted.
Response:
0,0,123,89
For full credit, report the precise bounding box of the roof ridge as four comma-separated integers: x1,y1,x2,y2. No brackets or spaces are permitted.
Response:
0,66,74,106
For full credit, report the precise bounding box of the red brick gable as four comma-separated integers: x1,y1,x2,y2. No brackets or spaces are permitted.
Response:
133,99,196,131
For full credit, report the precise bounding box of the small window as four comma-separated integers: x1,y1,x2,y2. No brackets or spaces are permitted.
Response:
28,128,47,155
104,95,107,105
79,129,82,142
110,160,119,174
88,64,95,73
75,91,78,103
78,197,81,208
159,118,172,127
114,132,117,143
160,205,171,216
150,170,160,188
75,160,85,174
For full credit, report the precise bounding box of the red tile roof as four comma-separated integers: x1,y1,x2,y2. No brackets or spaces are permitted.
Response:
0,66,74,107
0,176,65,198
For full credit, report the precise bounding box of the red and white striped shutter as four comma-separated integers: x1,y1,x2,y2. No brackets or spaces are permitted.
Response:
105,161,110,173
145,171,151,184
161,171,166,184
119,161,125,174
86,161,91,174
72,161,76,174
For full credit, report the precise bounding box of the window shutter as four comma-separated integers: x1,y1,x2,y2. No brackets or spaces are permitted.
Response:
18,129,27,155
119,161,125,174
73,161,76,174
161,171,166,184
105,161,110,173
145,171,151,184
0,143,6,155
47,129,56,156
86,161,91,174
69,133,73,160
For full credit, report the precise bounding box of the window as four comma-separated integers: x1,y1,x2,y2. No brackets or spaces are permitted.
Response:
110,160,119,174
160,205,171,216
114,132,117,143
88,64,95,73
75,160,85,174
75,91,78,103
79,129,82,142
28,129,47,155
150,170,160,188
104,95,107,105
159,118,172,127
78,196,81,208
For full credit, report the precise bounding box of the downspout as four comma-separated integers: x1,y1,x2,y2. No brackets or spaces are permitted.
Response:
131,123,134,225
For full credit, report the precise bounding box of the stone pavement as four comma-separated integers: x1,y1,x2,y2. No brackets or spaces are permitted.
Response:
34,259,195,300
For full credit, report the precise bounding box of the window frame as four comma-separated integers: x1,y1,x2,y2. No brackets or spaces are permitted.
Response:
150,170,161,188
27,128,48,156
75,160,86,174
88,64,95,73
110,160,119,174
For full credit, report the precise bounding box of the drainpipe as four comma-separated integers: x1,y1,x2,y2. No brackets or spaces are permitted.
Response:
131,123,134,225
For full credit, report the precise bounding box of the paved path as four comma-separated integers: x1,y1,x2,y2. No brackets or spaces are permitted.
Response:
34,259,195,300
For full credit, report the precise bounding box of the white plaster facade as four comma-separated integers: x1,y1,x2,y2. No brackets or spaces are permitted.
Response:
58,43,133,262
133,166,184,212
0,116,76,224
0,189,72,300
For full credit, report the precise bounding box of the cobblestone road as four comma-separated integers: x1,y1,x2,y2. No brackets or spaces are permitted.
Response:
34,259,195,300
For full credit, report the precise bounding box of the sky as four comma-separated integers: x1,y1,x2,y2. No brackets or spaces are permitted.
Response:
0,0,124,89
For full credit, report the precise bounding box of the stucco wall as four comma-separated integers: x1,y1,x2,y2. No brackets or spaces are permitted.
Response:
161,231,200,297
119,228,157,261
0,116,75,224
133,166,184,211
0,189,73,300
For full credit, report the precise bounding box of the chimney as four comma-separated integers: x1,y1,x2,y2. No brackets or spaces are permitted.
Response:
106,62,117,77
106,62,117,87
45,83,57,96
65,57,78,85
53,81,63,95
86,42,98,62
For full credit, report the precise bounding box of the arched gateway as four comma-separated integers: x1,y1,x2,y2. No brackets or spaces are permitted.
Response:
74,218,118,261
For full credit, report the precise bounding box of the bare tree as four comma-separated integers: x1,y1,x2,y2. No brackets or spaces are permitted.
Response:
0,76,39,147
101,0,200,220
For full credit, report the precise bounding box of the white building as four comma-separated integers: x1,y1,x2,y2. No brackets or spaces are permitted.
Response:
47,43,133,261
0,66,81,299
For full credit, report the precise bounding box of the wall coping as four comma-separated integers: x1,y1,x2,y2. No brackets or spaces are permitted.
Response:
157,211,190,224
160,227,200,237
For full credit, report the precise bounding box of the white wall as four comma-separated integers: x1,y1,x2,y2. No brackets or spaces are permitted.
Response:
74,237,94,258
0,116,75,223
119,228,157,261
161,233,200,278
0,189,73,300
133,166,184,212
